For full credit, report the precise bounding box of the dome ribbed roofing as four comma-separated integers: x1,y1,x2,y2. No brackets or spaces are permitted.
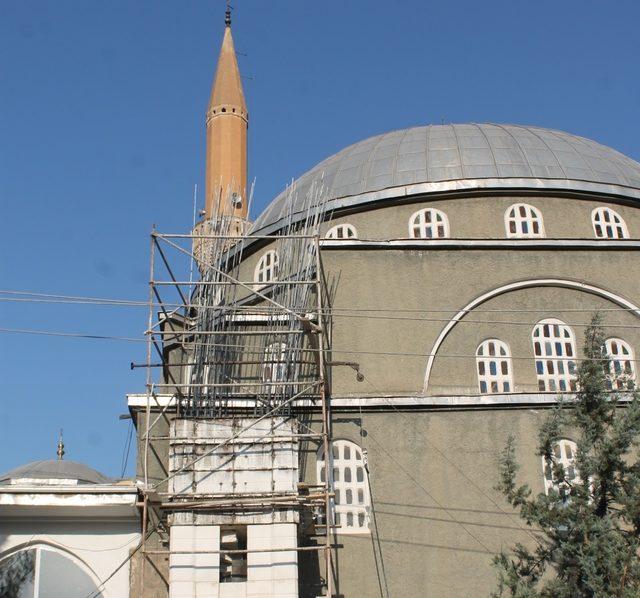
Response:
0,460,112,485
251,123,640,234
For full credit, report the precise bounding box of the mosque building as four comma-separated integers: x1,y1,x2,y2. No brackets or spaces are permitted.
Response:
123,11,640,598
125,9,640,598
2,8,639,598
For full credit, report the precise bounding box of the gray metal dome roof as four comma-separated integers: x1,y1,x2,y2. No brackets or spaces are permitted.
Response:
252,123,640,234
0,460,112,485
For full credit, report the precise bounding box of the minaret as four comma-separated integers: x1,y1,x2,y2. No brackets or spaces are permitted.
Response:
204,6,248,223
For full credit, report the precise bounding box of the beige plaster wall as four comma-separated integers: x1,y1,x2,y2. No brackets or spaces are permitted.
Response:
298,408,575,598
316,194,640,240
321,248,640,396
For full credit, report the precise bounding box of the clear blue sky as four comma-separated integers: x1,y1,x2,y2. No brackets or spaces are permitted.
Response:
1,0,639,477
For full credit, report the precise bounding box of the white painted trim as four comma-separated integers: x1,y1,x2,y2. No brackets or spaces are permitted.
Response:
476,339,514,394
531,318,578,392
591,206,630,239
319,238,640,249
128,391,639,409
504,202,546,238
423,279,640,392
254,249,279,285
325,223,358,239
408,207,450,238
0,492,138,508
0,541,104,594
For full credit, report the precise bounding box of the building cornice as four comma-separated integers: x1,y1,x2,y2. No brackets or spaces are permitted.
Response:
320,238,640,250
127,392,636,410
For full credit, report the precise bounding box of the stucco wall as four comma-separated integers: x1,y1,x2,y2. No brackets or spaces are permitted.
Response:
316,194,639,240
320,247,640,396
298,407,577,598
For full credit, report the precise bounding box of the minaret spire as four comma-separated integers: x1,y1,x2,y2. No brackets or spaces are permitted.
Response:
204,5,248,225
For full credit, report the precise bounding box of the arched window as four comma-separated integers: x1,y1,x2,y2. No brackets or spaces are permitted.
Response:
505,203,545,238
604,338,636,391
476,339,513,393
254,250,278,284
592,207,629,239
542,438,580,496
0,545,101,597
532,319,577,392
325,223,358,239
317,440,370,534
262,342,288,392
409,208,450,239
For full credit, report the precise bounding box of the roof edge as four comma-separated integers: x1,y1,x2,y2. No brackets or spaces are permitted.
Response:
250,176,640,237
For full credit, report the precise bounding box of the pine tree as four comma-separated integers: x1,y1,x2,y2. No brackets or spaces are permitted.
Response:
493,314,640,597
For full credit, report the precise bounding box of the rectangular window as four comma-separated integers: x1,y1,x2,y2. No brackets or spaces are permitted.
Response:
220,526,247,583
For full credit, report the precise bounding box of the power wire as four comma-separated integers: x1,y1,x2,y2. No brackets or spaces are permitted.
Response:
359,372,544,549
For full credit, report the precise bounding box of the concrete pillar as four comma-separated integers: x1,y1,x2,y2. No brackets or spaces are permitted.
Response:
247,523,298,598
169,525,220,598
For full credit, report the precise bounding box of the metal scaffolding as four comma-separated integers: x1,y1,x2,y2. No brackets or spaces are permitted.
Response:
135,184,336,596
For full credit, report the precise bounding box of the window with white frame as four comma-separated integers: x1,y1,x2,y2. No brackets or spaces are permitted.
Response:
254,250,278,284
317,440,370,534
592,207,629,239
262,342,288,392
505,203,545,238
532,319,577,392
409,208,450,239
542,438,580,496
0,545,101,597
476,339,513,394
325,223,358,239
604,338,636,391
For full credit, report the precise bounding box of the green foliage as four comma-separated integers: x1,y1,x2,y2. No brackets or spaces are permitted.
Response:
493,314,640,597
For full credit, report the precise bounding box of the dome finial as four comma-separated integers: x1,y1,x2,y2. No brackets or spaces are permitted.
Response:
57,429,65,461
225,0,232,27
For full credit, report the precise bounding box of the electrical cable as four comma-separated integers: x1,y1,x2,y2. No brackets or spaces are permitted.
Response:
2,289,640,315
359,372,545,548
84,525,158,598
361,424,494,554
120,420,134,479
357,402,391,598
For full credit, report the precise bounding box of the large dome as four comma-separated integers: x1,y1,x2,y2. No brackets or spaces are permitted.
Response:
252,123,640,234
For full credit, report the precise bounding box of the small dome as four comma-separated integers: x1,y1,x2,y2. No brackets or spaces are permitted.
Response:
252,123,640,234
0,460,112,485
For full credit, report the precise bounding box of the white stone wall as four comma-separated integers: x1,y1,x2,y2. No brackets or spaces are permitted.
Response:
169,525,219,598
247,523,297,598
170,418,298,496
169,523,298,598
0,519,140,598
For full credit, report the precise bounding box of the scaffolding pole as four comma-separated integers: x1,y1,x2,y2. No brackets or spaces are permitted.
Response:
135,181,335,596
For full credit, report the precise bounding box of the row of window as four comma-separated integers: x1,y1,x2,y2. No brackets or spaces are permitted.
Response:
325,205,630,241
254,205,631,283
476,319,636,394
315,436,582,534
256,325,636,396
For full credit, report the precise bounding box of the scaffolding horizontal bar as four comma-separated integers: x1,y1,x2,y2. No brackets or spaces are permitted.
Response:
143,545,337,556
152,280,318,286
154,232,319,240
147,329,306,336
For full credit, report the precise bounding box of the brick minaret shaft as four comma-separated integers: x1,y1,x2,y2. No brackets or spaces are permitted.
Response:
205,13,248,220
